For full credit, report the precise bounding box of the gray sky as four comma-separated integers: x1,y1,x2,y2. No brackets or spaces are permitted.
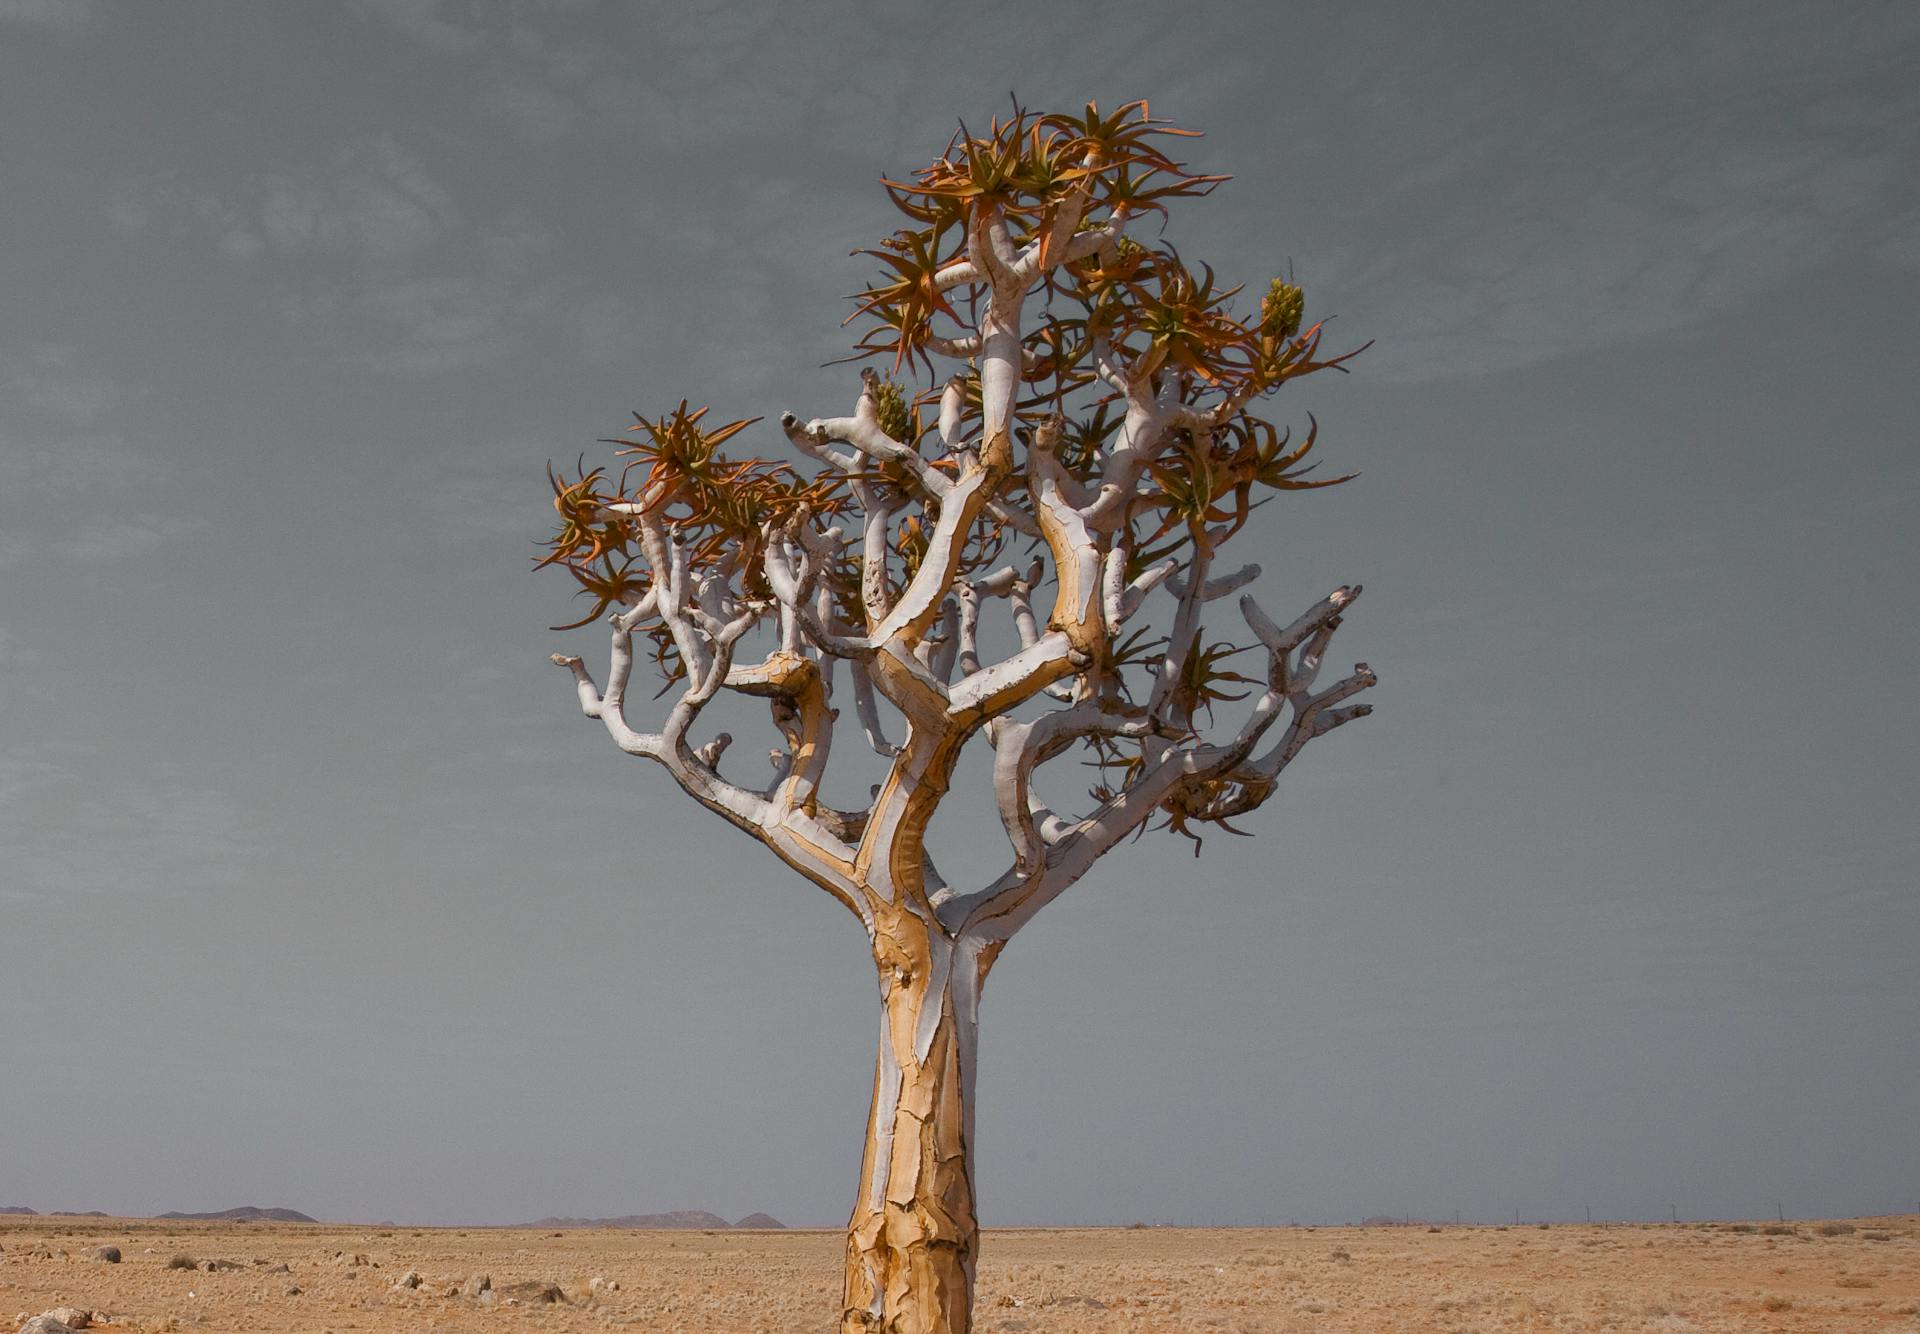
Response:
2,0,1916,1228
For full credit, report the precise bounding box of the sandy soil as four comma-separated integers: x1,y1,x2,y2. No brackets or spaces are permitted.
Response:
4,1214,1917,1332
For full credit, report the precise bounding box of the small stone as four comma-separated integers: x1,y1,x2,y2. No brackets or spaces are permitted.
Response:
17,1317,79,1334
90,1247,120,1264
589,1275,620,1293
265,1263,291,1274
392,1270,421,1290
285,1285,302,1296
461,1273,491,1298
496,1280,564,1304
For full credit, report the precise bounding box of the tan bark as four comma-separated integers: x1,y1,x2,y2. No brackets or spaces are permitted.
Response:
842,908,984,1333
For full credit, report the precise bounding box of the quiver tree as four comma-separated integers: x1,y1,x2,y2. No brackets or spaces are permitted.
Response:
541,100,1376,1334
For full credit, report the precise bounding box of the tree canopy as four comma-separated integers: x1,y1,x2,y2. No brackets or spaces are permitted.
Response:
541,100,1373,882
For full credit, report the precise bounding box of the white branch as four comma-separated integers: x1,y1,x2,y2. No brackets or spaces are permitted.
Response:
990,700,1156,875
850,661,901,758
1169,563,1263,603
949,580,1376,939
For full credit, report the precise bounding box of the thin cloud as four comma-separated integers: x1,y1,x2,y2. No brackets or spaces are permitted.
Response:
8,344,120,425
47,513,205,565
256,134,460,261
1217,11,1920,383
350,0,487,53
0,383,191,569
107,141,567,374
0,0,92,31
0,431,165,492
0,752,257,904
353,0,640,146
114,134,460,267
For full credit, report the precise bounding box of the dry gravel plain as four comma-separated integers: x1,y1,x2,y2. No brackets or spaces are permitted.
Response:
4,1214,1918,1332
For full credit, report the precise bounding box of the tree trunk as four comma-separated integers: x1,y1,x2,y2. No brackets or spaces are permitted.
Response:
841,911,994,1333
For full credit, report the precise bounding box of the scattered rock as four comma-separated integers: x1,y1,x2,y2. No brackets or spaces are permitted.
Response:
165,1254,196,1270
16,1317,79,1334
90,1247,120,1264
589,1275,620,1293
264,1263,291,1274
199,1258,245,1272
392,1270,422,1290
16,1311,90,1334
461,1273,491,1299
285,1285,301,1296
496,1280,565,1305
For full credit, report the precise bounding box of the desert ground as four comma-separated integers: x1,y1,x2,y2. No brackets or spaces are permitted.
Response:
4,1214,1917,1332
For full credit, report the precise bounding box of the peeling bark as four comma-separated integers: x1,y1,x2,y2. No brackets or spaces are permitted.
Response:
843,908,987,1333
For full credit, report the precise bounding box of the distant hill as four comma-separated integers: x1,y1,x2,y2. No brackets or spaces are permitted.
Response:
734,1213,785,1229
0,1206,36,1215
155,1206,318,1223
523,1211,784,1230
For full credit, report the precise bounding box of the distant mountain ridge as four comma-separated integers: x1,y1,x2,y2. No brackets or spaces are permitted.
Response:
5,1202,783,1228
522,1211,784,1230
